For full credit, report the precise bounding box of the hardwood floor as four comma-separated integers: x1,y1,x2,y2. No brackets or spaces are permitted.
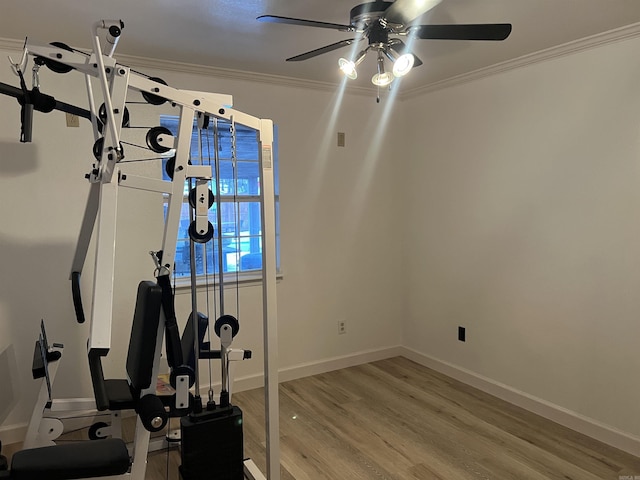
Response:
5,357,640,479
146,356,640,479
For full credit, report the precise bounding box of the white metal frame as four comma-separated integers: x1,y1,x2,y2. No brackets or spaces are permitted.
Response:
17,20,280,480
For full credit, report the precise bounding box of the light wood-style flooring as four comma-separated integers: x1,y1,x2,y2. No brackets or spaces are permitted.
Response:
147,356,640,479
5,357,640,479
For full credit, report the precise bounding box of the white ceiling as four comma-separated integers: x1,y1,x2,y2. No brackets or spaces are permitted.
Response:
2,1,640,92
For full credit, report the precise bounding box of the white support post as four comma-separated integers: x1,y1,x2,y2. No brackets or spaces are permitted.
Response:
258,119,281,480
88,178,119,351
86,47,129,351
84,71,101,142
160,106,196,272
96,68,129,183
90,21,123,160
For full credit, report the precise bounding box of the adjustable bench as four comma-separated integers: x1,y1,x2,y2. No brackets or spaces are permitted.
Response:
5,281,166,480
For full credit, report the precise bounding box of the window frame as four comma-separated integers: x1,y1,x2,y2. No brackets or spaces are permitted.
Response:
160,115,280,287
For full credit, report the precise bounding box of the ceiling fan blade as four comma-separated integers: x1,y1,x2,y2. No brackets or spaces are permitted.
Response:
286,39,358,62
409,23,512,41
388,39,423,67
384,0,442,26
257,15,353,31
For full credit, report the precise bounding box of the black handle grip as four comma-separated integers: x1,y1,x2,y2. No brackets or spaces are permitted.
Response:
88,349,109,411
71,271,85,324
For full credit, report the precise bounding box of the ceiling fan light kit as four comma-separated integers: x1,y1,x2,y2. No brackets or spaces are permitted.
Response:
371,50,395,86
339,47,414,85
390,52,414,77
338,57,359,79
258,0,512,95
371,71,394,87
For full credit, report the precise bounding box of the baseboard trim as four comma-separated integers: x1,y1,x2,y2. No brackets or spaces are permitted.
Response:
0,423,27,446
231,345,405,394
400,346,640,456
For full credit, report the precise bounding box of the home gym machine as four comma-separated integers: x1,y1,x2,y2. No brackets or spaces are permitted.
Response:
0,19,281,480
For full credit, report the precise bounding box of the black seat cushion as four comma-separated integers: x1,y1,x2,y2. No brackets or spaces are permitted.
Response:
104,378,136,410
11,439,130,480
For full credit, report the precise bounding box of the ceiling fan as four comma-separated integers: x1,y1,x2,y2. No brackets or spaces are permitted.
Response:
257,0,512,87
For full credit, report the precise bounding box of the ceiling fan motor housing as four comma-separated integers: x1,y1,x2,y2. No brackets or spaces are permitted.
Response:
350,1,394,29
368,21,390,47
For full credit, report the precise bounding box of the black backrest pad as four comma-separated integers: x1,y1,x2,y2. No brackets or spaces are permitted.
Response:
11,439,130,480
127,281,162,391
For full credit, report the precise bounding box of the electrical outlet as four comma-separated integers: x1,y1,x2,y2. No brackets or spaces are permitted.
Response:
338,320,347,335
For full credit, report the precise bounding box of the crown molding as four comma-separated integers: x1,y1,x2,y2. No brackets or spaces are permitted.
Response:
0,38,24,51
0,37,373,97
3,21,640,101
115,52,377,97
400,21,640,100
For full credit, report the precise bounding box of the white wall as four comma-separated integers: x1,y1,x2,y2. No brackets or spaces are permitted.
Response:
0,43,404,439
402,34,640,439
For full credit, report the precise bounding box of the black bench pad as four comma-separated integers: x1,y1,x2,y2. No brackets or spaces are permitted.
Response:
104,379,136,410
11,439,130,480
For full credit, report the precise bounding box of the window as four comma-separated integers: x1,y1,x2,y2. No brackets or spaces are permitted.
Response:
160,115,280,281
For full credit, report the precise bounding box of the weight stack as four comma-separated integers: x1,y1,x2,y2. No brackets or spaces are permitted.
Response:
180,405,244,480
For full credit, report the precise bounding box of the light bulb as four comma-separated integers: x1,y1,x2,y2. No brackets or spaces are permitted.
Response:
372,72,394,86
392,53,415,77
372,51,394,86
338,58,357,80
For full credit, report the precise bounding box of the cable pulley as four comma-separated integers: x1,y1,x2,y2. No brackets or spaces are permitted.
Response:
165,155,193,180
165,155,176,179
36,42,74,74
92,138,104,160
141,77,168,105
169,364,196,389
92,137,124,161
88,421,109,440
214,314,240,338
145,126,173,153
97,103,130,133
188,221,214,243
188,187,214,210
